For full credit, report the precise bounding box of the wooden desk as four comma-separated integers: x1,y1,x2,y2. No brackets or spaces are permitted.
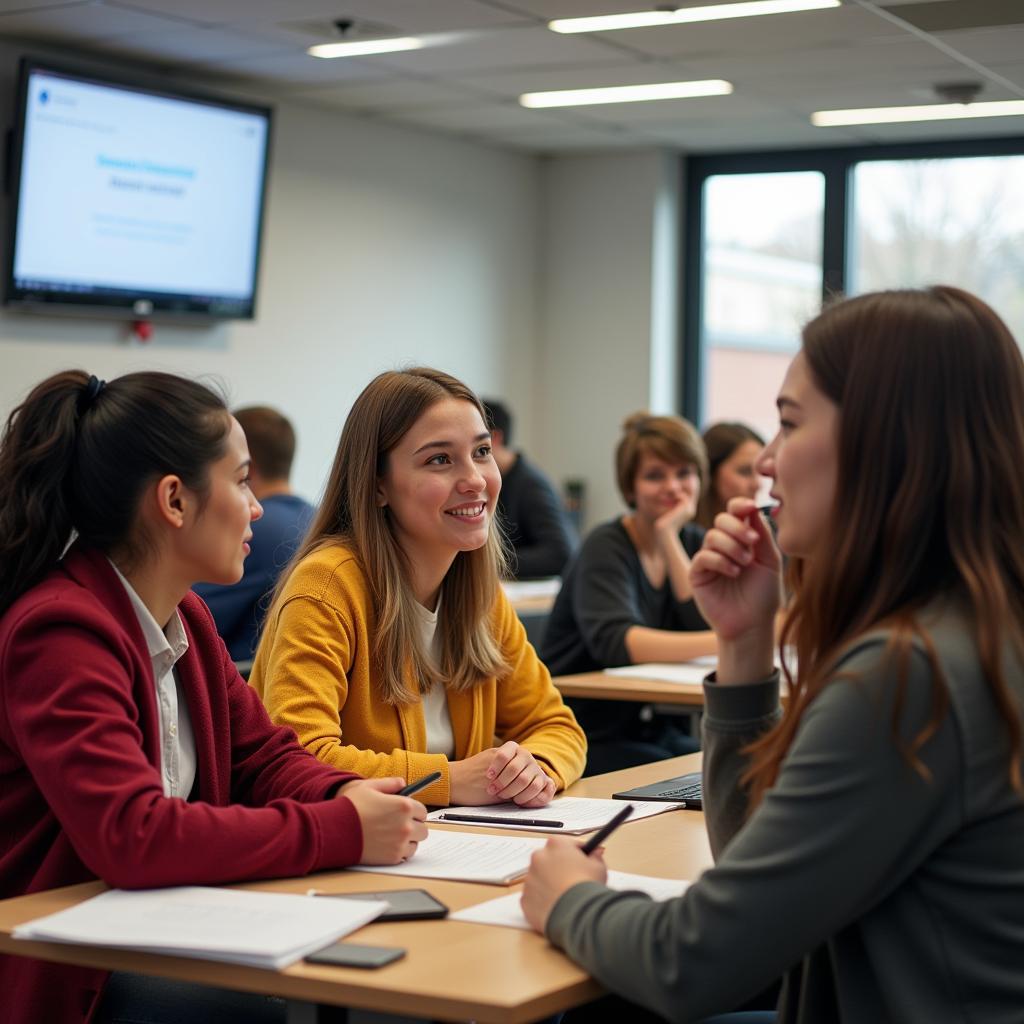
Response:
553,671,705,707
501,580,560,617
0,755,710,1024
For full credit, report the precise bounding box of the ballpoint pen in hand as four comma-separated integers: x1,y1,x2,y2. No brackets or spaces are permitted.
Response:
398,771,442,797
580,804,634,855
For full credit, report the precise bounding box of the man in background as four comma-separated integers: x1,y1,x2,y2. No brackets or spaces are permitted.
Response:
483,399,577,580
195,406,315,662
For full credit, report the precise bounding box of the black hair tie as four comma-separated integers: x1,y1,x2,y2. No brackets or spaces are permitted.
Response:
78,375,107,415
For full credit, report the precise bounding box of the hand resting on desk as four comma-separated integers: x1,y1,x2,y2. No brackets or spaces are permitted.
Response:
337,777,428,864
450,741,556,808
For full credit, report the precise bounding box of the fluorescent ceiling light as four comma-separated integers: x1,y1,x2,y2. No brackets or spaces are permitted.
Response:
812,100,1024,127
520,79,733,109
308,37,423,58
550,0,840,34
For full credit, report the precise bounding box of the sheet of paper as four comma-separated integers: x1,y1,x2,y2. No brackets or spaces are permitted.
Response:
350,829,546,885
13,886,385,969
427,796,684,834
501,578,561,601
604,662,711,685
451,871,692,930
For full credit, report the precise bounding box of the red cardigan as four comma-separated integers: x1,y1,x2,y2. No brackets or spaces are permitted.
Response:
0,546,364,1024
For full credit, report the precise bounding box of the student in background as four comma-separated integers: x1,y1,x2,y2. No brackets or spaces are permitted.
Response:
482,398,577,579
251,369,586,809
523,287,1024,1023
0,371,427,1024
541,414,716,775
194,405,314,662
695,421,765,529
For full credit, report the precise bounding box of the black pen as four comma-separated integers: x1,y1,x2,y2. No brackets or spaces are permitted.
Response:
580,804,634,855
437,813,564,828
398,771,442,797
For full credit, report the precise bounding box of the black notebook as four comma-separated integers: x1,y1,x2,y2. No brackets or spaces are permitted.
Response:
612,771,702,809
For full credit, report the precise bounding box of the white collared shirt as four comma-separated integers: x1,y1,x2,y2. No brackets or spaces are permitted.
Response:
414,598,455,758
110,563,197,799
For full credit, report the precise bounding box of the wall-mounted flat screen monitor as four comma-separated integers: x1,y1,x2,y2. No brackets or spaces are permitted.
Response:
5,59,272,321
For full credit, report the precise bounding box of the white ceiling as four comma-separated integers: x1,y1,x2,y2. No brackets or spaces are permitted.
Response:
2,0,1023,153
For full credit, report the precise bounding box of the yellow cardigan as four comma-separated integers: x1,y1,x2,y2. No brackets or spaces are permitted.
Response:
250,543,586,807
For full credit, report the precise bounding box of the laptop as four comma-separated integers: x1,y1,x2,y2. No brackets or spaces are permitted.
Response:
612,770,702,809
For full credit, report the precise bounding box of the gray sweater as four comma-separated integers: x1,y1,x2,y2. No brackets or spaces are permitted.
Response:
546,599,1024,1022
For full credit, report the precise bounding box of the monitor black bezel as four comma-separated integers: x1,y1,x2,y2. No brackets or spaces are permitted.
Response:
4,56,274,323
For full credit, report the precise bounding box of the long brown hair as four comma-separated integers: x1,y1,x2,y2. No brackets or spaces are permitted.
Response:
746,286,1024,805
269,368,509,704
0,370,229,617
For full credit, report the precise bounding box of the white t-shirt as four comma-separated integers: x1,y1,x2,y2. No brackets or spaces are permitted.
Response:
414,598,455,758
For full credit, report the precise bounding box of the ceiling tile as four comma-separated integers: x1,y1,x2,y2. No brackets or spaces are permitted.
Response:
113,0,533,31
354,24,622,75
0,2,191,41
493,0,668,17
386,101,570,131
94,26,291,65
590,5,904,60
287,76,481,109
0,0,90,11
182,49,390,88
935,25,1024,66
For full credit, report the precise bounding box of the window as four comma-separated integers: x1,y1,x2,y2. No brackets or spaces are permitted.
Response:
700,171,824,442
851,156,1024,342
684,138,1024,428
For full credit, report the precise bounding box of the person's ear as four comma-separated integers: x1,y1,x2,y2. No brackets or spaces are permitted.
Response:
375,479,388,509
153,474,189,529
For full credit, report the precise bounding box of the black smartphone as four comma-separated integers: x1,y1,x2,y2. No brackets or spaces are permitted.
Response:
305,942,406,969
320,889,449,921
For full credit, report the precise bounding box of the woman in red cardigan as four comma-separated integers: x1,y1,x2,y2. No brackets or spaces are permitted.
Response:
0,370,428,1024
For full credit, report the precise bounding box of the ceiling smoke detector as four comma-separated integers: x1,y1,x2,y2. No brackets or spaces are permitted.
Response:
933,82,984,104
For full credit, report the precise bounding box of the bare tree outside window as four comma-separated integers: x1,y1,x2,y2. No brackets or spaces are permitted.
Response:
851,157,1024,342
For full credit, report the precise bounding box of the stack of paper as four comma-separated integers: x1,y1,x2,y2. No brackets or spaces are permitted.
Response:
451,871,692,930
351,829,545,885
427,796,684,834
501,578,561,602
14,886,386,969
604,662,710,685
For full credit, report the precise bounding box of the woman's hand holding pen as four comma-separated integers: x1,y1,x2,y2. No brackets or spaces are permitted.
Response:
340,777,428,865
450,741,556,808
521,838,608,934
690,497,782,683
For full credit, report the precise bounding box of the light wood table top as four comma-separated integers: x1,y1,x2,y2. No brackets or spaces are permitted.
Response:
501,579,560,617
0,755,709,1024
553,670,705,707
508,594,557,615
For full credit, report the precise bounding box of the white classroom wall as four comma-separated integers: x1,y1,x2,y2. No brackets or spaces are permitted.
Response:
0,41,681,527
536,150,683,528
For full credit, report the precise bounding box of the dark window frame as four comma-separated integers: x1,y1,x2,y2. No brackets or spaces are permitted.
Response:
681,135,1024,425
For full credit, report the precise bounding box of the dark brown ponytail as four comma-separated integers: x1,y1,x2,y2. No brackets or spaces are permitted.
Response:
0,370,230,615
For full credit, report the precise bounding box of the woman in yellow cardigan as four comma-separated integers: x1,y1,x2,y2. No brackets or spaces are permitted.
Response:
251,368,586,808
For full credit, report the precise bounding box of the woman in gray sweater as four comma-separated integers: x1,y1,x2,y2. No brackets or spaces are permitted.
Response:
522,286,1024,1024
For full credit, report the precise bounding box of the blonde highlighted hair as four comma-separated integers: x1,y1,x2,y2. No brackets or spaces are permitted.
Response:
270,368,509,704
